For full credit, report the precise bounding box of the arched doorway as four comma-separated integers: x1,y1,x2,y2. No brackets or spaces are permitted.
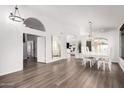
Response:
92,37,109,55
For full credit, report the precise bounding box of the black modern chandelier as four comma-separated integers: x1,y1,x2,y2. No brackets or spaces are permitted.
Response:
9,5,25,22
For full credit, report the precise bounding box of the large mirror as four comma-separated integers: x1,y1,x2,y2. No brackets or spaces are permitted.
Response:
51,36,61,58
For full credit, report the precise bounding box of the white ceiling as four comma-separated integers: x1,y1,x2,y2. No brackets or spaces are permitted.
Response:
25,5,124,34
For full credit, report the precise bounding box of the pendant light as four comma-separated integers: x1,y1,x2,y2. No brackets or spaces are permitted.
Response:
9,5,25,22
88,21,93,40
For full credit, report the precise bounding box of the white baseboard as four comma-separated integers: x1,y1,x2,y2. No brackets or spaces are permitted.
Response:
46,57,67,63
0,68,23,76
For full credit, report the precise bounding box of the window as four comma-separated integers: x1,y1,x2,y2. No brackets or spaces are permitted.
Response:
92,38,108,54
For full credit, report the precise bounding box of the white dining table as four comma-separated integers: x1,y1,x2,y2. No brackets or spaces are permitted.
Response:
83,52,109,60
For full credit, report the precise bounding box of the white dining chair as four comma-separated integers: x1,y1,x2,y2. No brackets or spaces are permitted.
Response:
97,57,105,70
82,55,92,67
82,47,95,68
103,47,112,71
103,57,111,71
97,48,112,71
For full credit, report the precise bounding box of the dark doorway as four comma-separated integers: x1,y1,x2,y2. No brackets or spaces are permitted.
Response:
23,33,37,68
86,41,92,51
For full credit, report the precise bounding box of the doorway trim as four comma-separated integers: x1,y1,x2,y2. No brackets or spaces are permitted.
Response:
23,33,46,69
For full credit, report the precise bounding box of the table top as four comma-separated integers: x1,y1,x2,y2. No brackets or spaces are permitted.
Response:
83,52,109,58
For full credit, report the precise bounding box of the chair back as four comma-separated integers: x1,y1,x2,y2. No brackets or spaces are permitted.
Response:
82,47,91,58
81,47,85,58
103,47,112,63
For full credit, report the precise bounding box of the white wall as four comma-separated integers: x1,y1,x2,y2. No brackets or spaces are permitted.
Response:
37,36,46,63
0,5,79,76
0,6,23,75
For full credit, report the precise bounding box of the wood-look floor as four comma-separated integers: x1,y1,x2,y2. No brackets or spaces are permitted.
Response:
0,58,124,88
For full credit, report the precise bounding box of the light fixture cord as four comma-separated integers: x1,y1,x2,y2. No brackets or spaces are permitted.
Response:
89,21,93,38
